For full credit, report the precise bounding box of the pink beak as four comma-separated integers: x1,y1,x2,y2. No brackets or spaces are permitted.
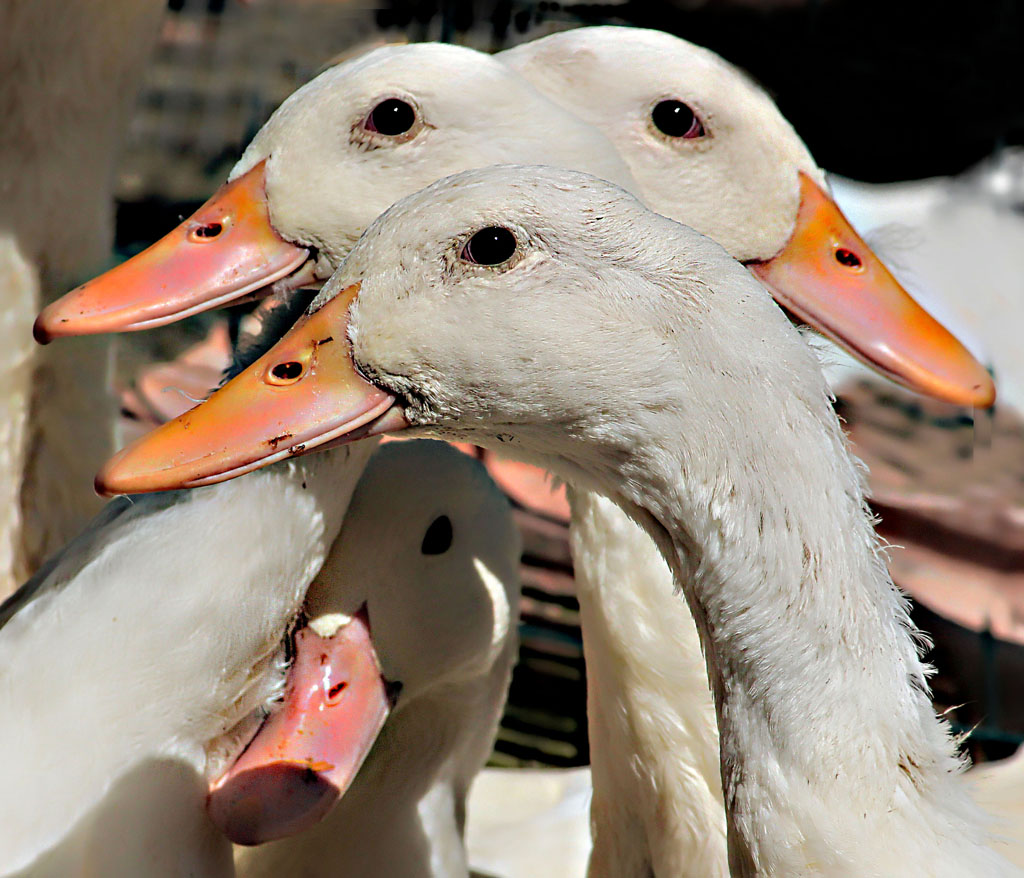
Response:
207,608,393,845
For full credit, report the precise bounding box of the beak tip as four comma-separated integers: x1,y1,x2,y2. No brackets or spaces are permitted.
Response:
32,314,56,346
93,473,116,498
974,378,997,409
94,459,131,498
208,764,340,846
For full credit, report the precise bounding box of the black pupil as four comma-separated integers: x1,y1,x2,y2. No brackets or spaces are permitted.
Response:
465,227,517,266
421,515,453,555
194,222,222,238
652,100,696,137
370,99,416,136
272,361,303,380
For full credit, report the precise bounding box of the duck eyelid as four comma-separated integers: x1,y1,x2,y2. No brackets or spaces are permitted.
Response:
647,96,711,141
352,94,426,146
451,223,532,272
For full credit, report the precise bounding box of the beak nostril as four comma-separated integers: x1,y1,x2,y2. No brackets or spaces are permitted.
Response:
834,247,863,269
189,222,224,241
268,361,305,384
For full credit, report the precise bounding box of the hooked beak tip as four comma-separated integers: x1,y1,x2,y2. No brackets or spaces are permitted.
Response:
94,466,120,498
33,312,58,345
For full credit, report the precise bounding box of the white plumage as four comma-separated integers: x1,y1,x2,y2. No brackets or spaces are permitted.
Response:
1,440,520,877
321,164,1014,876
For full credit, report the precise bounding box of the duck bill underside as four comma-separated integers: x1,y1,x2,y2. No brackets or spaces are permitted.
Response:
748,171,995,408
208,608,394,846
94,283,409,496
34,160,312,342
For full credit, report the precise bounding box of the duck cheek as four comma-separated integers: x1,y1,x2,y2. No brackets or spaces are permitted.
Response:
34,160,310,342
748,171,994,409
207,608,394,846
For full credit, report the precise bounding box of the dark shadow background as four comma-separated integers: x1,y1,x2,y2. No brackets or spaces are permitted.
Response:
375,0,1024,181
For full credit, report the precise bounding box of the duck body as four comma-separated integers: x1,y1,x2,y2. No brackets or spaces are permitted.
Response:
0,446,369,875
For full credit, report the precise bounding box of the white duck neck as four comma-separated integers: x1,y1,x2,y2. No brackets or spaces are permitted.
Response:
566,346,1002,875
569,490,726,878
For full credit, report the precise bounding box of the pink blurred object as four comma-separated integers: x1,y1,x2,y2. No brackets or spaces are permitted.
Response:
481,455,570,523
119,322,232,439
840,380,1024,644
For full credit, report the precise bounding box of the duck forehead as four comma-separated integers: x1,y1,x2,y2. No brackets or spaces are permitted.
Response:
506,28,821,176
228,45,496,173
504,27,719,109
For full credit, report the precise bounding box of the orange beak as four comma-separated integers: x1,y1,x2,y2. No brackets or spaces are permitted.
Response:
208,608,394,845
749,172,994,408
95,283,407,495
34,161,311,342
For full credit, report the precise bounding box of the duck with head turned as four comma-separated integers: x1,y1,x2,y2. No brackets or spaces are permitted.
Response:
232,440,520,878
100,165,1016,877
0,439,519,877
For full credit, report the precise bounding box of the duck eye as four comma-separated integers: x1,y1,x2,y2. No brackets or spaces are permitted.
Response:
421,515,453,555
365,99,416,136
651,100,704,139
461,227,517,266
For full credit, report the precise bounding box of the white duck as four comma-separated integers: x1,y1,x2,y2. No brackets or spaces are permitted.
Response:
99,165,1017,877
29,42,638,876
497,26,996,877
33,42,636,339
0,0,165,593
46,32,994,878
233,439,520,877
0,439,519,877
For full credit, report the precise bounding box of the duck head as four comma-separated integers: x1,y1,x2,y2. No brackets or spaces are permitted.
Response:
209,440,519,845
500,27,995,407
34,43,634,341
97,166,833,495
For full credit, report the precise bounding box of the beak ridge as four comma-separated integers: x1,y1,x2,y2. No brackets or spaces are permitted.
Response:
94,283,408,495
34,161,309,342
750,172,995,408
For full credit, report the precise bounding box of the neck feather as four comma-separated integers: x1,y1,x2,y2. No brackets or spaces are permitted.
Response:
571,347,1005,875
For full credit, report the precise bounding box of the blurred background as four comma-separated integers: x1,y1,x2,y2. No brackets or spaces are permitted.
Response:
7,0,1024,769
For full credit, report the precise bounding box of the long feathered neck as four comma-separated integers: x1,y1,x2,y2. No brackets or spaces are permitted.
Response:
561,306,1007,875
569,490,727,878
